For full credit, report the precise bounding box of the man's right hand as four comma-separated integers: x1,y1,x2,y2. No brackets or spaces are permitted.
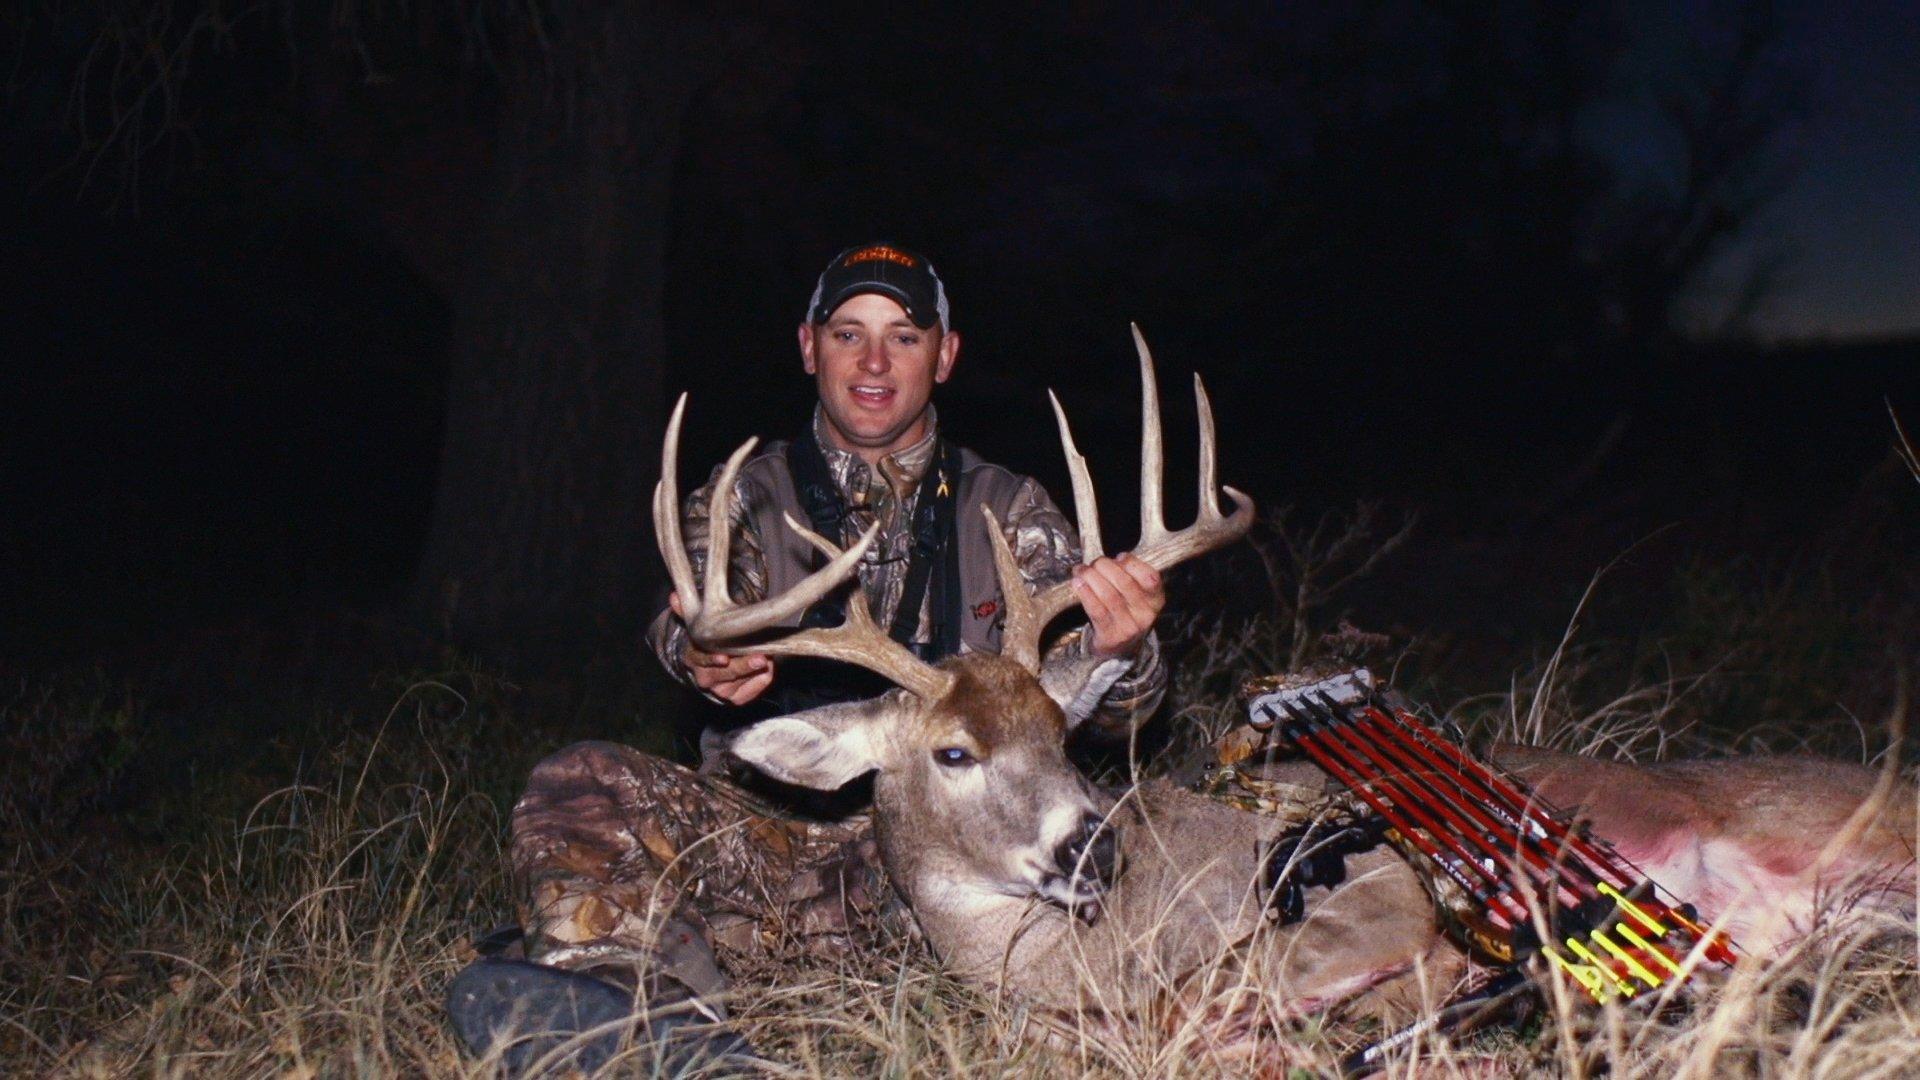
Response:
671,592,775,705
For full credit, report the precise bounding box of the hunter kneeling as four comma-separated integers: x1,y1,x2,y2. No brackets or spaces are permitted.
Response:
446,245,1173,1074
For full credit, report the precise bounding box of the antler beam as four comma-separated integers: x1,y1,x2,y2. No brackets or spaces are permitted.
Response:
989,325,1256,672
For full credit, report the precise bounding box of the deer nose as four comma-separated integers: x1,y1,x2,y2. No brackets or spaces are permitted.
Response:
1055,813,1119,887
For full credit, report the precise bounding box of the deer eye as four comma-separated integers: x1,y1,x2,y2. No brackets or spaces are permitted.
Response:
933,747,976,767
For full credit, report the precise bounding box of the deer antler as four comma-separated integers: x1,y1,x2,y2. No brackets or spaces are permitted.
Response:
988,324,1255,672
654,394,958,701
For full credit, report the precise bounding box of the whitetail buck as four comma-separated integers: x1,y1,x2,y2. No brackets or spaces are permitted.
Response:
655,329,1917,1047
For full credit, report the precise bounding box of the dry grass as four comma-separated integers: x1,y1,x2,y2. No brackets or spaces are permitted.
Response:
6,676,1913,1077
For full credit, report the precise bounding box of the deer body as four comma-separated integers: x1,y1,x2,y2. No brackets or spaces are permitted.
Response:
1502,748,1916,953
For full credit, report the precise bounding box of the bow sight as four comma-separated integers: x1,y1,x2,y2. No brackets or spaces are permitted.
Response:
1238,670,1739,1074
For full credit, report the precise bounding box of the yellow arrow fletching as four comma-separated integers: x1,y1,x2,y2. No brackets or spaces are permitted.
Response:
1599,882,1668,936
1546,946,1612,1002
1617,925,1684,978
1591,928,1663,988
1566,937,1636,996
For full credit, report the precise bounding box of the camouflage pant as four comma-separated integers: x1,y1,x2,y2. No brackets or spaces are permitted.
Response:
510,741,892,999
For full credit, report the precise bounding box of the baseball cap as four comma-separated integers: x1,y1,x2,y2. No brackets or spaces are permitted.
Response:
805,244,950,331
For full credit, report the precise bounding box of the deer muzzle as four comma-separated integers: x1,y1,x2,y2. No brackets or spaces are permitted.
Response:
1042,812,1122,923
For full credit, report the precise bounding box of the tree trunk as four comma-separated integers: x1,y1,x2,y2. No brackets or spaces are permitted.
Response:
414,9,702,650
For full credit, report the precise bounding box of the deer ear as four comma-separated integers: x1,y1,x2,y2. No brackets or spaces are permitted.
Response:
726,699,888,789
1039,654,1133,729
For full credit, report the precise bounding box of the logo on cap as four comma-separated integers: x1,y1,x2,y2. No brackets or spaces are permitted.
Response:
843,245,918,269
808,242,949,331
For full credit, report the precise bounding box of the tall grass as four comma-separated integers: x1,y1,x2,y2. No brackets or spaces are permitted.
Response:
4,659,1910,1076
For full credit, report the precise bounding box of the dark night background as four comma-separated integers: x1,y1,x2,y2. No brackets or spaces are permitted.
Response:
2,2,1914,769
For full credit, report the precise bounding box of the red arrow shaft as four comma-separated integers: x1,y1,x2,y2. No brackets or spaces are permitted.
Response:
1346,706,1597,910
1373,704,1644,887
1291,730,1519,919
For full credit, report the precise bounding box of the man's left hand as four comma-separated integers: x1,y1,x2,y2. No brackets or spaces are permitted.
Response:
1072,553,1165,659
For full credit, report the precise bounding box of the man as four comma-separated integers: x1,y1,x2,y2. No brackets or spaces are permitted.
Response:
448,245,1170,1074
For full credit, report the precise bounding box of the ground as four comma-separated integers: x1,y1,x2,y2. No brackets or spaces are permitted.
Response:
4,482,1915,1077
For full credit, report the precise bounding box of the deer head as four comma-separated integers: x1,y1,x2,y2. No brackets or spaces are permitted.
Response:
655,326,1253,920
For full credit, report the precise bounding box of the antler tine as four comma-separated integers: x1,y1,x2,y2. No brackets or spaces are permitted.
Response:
1133,323,1167,547
655,394,700,617
655,396,956,700
700,435,762,617
981,506,1048,672
778,512,882,637
1047,390,1103,562
782,510,844,564
1195,372,1219,520
1185,372,1256,540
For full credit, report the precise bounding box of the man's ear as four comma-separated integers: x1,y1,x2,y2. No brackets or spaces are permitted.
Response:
934,328,960,384
726,698,887,789
1039,652,1132,729
798,322,818,375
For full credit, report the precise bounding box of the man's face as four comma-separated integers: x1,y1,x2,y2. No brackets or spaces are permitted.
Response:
798,292,960,460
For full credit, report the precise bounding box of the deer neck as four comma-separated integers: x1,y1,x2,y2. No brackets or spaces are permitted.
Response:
875,820,1024,921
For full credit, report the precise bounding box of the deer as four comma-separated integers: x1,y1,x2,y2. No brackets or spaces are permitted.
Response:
653,328,1918,1054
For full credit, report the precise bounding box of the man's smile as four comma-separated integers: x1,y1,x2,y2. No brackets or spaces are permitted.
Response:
849,385,897,409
